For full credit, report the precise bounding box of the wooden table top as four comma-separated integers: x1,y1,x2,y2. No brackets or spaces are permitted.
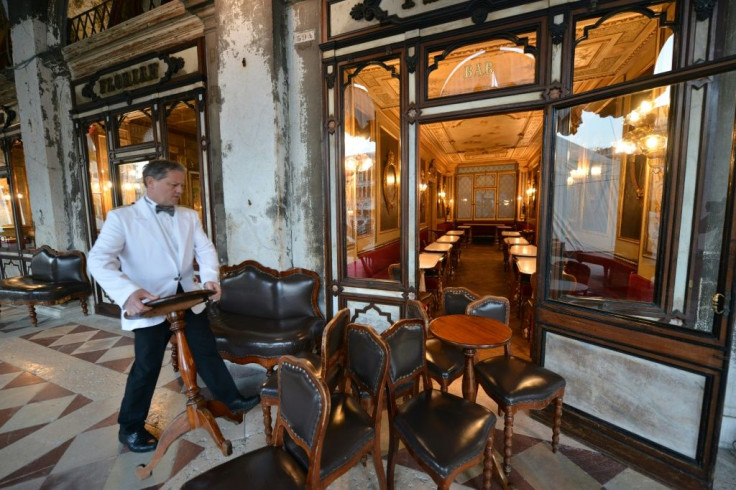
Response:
437,234,461,243
445,230,465,236
501,231,521,237
429,314,512,350
515,256,536,275
509,244,538,257
425,242,453,253
504,237,529,246
419,252,442,269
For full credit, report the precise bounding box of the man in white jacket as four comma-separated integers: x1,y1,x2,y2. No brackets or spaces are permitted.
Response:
88,160,258,453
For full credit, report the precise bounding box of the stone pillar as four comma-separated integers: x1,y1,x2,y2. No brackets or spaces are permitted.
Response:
214,0,289,269
9,2,86,251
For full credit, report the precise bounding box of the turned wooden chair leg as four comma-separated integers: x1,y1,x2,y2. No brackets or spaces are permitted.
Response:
80,297,89,315
503,410,514,478
262,401,274,445
27,305,38,327
552,396,564,452
483,431,494,490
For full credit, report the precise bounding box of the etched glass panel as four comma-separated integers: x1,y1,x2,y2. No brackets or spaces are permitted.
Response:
428,33,537,99
474,189,495,219
573,2,675,94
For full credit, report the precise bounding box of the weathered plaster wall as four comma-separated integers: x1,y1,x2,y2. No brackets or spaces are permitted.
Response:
10,10,86,252
283,0,325,275
213,0,324,278
215,0,289,269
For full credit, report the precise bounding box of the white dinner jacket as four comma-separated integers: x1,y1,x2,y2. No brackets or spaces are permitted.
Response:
88,197,219,331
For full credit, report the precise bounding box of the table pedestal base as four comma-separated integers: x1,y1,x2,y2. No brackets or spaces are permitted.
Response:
136,308,240,480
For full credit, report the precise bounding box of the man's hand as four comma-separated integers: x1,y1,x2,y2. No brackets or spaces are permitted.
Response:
123,288,159,316
204,281,222,302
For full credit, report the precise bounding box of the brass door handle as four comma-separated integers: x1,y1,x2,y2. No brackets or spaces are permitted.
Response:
712,293,725,315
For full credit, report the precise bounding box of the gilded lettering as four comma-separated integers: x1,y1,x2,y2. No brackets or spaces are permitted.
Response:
485,61,493,74
114,74,122,90
464,65,473,78
122,72,131,87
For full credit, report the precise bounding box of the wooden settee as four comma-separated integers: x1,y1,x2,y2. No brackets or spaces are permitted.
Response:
208,260,325,373
0,246,92,327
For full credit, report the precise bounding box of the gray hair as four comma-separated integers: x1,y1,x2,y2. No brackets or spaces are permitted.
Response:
142,159,186,184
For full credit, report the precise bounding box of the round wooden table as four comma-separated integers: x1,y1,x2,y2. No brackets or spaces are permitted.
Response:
429,314,512,401
130,290,239,479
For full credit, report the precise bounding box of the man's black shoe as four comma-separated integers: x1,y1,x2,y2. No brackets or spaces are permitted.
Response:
118,428,158,453
228,394,260,415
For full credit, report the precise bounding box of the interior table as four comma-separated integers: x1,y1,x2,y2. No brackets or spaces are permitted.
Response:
509,244,538,258
419,252,443,292
436,234,461,244
445,230,465,236
501,230,521,237
131,290,240,479
503,237,529,246
429,314,512,402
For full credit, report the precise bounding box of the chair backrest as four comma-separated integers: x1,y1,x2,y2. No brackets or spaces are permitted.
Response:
442,287,479,315
405,299,430,332
564,260,591,285
320,308,349,390
381,319,430,415
275,356,330,488
219,260,323,320
31,246,89,284
388,263,401,281
344,323,389,420
466,295,510,325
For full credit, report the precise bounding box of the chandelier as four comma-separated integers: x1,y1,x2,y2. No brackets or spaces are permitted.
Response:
613,89,670,170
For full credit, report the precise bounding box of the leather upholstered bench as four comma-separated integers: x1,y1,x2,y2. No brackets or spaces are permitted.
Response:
208,260,325,373
0,245,92,327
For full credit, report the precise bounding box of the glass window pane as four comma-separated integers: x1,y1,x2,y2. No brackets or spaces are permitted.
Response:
552,84,671,304
427,32,537,99
117,162,146,205
10,141,34,249
0,176,13,249
87,122,113,233
116,108,154,147
573,2,675,94
166,100,202,221
343,60,401,281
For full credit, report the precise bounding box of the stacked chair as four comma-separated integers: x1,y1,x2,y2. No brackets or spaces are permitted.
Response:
182,356,329,489
382,319,497,489
469,297,567,481
260,308,349,444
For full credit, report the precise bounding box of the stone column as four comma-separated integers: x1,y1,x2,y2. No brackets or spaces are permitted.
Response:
9,2,86,251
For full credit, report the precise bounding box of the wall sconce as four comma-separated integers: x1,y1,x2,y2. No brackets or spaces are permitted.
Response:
419,182,427,192
614,87,670,173
344,134,376,174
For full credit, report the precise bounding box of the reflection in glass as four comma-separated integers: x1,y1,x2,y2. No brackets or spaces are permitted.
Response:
573,2,675,94
427,33,536,98
87,122,112,232
552,85,671,305
343,60,401,281
116,108,154,147
117,162,147,205
0,141,35,250
166,100,202,222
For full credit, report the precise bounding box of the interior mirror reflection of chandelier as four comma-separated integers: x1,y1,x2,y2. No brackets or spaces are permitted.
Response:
344,134,375,173
614,89,670,160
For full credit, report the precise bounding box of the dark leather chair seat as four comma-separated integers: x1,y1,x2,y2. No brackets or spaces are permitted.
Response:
425,337,464,384
183,445,306,489
392,389,496,479
259,350,321,400
210,313,322,359
475,356,566,405
0,246,91,327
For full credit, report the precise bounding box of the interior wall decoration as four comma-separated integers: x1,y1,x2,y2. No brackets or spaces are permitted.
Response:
379,127,400,232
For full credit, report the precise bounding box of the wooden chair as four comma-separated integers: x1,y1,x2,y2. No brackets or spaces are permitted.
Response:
521,273,537,343
182,356,329,489
406,299,465,395
473,333,566,480
382,319,497,490
423,287,479,392
260,308,349,444
310,323,388,489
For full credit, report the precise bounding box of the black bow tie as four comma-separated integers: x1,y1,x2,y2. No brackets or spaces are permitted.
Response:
156,205,175,216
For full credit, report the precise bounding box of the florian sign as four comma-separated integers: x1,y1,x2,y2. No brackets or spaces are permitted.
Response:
74,45,199,106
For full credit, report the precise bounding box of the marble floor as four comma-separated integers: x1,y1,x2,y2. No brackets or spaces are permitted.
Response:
0,302,734,489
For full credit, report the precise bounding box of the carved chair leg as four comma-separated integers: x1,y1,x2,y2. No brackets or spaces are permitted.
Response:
552,396,563,452
262,401,274,445
483,431,494,490
27,305,37,327
79,297,89,315
503,409,514,478
387,430,399,490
